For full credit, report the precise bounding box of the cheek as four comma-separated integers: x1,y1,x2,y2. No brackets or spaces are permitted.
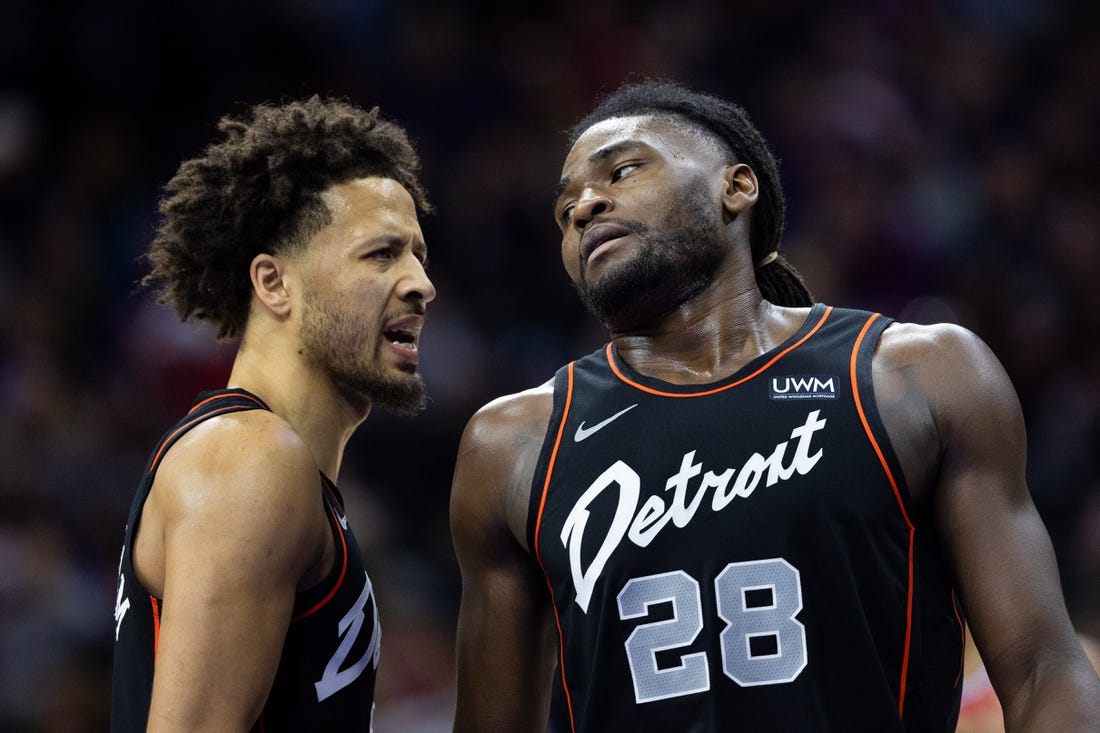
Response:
561,237,582,281
352,288,389,326
327,282,386,325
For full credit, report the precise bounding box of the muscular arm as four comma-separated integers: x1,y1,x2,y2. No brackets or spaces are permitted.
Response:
451,388,559,732
876,323,1100,731
135,411,329,732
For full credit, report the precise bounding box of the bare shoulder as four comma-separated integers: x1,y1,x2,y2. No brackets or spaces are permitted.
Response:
461,380,555,454
452,379,556,551
156,408,319,514
148,409,326,572
877,320,1020,416
877,320,994,371
873,320,1001,409
136,409,327,597
872,321,1022,505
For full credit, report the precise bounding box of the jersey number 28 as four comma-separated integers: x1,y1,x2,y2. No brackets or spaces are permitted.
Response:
617,558,807,704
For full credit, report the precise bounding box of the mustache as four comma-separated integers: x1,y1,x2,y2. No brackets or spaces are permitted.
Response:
578,218,648,272
386,303,427,319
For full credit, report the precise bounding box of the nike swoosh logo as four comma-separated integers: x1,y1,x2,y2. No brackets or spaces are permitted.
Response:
574,403,639,442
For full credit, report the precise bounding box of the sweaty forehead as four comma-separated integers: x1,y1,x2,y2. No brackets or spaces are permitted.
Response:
562,114,728,174
322,176,416,219
319,176,424,249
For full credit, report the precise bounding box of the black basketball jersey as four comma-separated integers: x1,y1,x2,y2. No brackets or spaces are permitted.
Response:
529,305,964,732
111,389,379,732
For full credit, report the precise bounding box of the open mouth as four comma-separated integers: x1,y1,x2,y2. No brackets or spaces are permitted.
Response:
384,327,418,348
382,314,424,360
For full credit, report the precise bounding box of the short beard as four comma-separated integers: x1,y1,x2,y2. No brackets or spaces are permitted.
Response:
329,367,428,417
575,187,727,331
300,293,428,417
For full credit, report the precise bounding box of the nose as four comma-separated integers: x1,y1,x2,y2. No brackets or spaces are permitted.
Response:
399,256,436,306
571,188,613,231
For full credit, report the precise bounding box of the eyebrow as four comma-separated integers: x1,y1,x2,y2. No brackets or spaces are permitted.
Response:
356,232,427,255
554,139,646,204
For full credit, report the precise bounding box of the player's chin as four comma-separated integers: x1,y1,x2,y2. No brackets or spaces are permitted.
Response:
333,365,428,416
372,370,429,415
376,383,428,416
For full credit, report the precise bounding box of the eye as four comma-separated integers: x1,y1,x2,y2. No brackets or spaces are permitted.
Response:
611,162,639,183
366,247,395,261
559,204,575,224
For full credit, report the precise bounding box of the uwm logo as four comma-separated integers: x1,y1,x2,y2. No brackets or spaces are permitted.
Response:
770,375,837,400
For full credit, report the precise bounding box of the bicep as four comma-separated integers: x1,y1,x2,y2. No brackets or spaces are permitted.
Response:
450,411,558,732
148,425,323,731
452,537,558,732
928,328,1079,695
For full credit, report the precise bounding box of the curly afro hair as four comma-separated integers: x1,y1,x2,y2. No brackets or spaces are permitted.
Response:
143,95,431,340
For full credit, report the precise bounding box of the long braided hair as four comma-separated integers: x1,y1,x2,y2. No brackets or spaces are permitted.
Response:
569,80,813,307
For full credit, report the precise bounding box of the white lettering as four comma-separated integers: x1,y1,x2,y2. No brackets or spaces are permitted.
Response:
315,573,379,701
789,410,827,472
561,461,640,613
730,452,769,499
765,441,795,487
115,575,130,641
771,377,835,398
114,549,130,641
667,451,705,528
562,411,828,610
628,494,670,547
704,469,736,511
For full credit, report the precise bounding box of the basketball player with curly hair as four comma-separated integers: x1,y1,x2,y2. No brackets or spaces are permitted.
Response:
111,96,435,731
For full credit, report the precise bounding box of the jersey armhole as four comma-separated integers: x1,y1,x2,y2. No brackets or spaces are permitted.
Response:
527,362,576,560
852,315,915,513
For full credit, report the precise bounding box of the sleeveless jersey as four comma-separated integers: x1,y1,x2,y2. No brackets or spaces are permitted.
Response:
529,305,964,732
111,389,379,732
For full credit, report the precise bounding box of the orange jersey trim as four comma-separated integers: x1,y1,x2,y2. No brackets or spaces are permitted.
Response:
535,308,834,732
150,595,162,657
533,362,579,733
148,392,267,474
850,313,915,717
186,391,266,415
291,501,350,622
604,306,833,397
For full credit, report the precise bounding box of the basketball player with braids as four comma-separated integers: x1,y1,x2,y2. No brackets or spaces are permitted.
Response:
449,80,1100,731
111,96,435,731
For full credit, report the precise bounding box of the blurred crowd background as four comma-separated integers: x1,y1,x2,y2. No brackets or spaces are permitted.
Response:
2,0,1098,730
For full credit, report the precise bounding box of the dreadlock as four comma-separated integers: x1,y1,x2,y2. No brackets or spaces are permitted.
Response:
569,79,813,307
144,95,431,340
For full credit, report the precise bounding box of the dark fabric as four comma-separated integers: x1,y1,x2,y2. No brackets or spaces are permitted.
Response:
529,305,963,732
111,389,378,732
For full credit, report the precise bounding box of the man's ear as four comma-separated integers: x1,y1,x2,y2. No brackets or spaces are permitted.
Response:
250,252,294,319
721,163,760,219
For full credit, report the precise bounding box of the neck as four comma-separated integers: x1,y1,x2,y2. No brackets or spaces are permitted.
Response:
608,257,803,384
227,334,370,481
